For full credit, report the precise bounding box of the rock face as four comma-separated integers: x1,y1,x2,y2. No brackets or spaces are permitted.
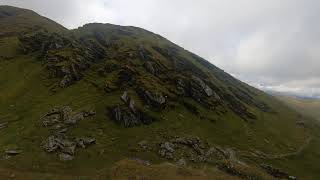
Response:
110,91,156,127
41,106,96,161
260,164,296,179
19,32,105,88
137,88,166,109
176,76,221,108
143,61,162,76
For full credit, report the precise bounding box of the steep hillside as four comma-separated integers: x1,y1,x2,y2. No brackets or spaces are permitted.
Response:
1,6,320,179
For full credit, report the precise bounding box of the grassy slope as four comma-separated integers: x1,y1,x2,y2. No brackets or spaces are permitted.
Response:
0,5,319,180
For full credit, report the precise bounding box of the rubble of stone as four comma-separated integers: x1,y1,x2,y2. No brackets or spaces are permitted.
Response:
153,136,240,164
41,106,95,127
110,91,156,127
41,106,96,161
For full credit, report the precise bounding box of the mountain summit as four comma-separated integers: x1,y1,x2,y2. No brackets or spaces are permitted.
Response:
0,6,319,179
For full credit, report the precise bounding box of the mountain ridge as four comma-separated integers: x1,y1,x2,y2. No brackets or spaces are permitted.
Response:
0,5,319,179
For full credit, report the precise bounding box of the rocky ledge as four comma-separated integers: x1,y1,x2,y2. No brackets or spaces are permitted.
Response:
40,106,96,161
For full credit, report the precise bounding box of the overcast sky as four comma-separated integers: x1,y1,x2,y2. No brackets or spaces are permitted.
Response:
2,0,320,98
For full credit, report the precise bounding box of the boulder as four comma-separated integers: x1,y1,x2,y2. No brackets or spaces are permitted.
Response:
121,91,130,103
137,88,166,109
64,112,84,125
82,110,96,117
158,142,175,159
111,105,140,127
76,137,96,148
59,153,74,161
190,76,213,97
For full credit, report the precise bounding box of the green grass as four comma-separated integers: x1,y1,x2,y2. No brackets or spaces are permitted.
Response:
0,5,320,180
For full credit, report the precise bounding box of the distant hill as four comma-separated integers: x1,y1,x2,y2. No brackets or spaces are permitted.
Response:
1,5,320,179
275,95,320,121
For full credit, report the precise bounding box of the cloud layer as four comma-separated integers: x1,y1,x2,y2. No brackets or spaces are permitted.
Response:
2,0,320,98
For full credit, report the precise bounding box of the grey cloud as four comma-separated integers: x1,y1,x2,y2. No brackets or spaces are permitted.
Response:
1,0,320,97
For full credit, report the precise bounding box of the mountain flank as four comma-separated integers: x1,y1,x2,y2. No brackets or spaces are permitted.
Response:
1,5,320,179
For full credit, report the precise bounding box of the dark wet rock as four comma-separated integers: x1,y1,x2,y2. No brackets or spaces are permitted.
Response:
59,153,74,161
137,88,166,109
158,142,175,159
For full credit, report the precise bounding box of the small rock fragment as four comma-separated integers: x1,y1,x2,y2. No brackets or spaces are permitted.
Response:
59,153,74,161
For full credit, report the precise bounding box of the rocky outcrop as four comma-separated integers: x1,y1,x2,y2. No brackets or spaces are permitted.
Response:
118,66,138,86
19,31,105,88
41,106,96,161
144,61,163,76
41,106,90,127
110,91,156,127
155,136,238,163
158,142,175,159
137,88,166,109
260,164,296,179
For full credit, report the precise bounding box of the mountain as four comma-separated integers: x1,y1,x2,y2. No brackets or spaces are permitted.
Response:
1,6,320,179
275,95,320,121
